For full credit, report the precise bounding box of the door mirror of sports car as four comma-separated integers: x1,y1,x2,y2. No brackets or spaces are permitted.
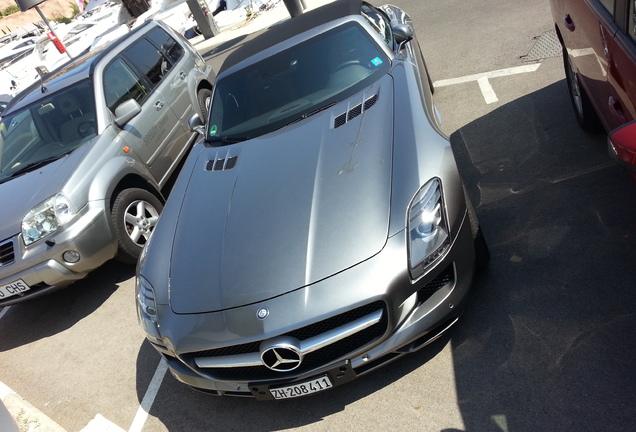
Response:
188,113,205,135
392,24,413,45
114,99,141,127
608,120,636,173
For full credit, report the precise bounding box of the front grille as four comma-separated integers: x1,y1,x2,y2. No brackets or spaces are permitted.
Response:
0,238,15,266
185,301,387,381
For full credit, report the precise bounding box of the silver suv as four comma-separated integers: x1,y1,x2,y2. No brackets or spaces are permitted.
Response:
0,20,213,305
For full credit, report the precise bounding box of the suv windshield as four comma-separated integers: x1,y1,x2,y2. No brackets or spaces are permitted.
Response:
206,21,390,144
0,80,96,182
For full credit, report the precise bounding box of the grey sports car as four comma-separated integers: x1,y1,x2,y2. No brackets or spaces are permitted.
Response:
136,0,489,400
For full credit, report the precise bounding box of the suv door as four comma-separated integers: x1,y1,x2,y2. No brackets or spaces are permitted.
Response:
103,36,187,186
605,0,636,129
144,27,196,130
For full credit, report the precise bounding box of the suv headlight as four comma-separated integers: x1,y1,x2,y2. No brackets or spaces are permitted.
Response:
408,178,450,278
21,193,75,245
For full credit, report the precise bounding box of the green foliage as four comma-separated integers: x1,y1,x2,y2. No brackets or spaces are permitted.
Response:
52,16,73,24
1,4,20,18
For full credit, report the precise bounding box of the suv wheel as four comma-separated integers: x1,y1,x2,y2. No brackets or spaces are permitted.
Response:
563,50,602,132
198,88,212,120
111,188,163,264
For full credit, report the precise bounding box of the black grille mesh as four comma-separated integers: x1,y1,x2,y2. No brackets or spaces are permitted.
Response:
417,265,454,304
0,239,14,266
333,94,378,128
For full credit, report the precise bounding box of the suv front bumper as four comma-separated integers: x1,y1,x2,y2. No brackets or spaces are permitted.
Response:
0,200,117,305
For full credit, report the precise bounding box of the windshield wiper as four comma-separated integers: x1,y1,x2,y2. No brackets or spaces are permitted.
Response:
207,136,250,145
282,102,337,128
7,155,63,178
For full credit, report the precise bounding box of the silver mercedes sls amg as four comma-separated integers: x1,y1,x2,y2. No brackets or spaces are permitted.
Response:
136,0,489,400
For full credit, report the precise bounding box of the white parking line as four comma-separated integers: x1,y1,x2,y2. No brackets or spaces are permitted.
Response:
433,64,542,104
128,358,168,432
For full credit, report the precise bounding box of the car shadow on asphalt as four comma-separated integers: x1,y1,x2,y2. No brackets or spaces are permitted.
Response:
447,80,636,432
0,260,134,352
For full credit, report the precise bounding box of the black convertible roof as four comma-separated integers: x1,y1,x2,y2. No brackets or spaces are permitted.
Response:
219,0,363,74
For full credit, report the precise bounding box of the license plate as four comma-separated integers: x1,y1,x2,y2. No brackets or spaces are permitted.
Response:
0,279,30,299
269,376,333,400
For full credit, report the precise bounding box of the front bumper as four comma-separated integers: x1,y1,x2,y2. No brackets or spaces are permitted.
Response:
0,200,117,305
143,209,476,398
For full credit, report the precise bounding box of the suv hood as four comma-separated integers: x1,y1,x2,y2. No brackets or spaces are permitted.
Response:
0,152,83,239
170,88,395,313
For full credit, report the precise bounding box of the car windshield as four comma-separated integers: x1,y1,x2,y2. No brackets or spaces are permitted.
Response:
0,79,96,182
206,21,390,144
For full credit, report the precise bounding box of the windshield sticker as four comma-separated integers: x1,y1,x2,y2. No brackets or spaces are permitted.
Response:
371,57,383,66
210,125,217,136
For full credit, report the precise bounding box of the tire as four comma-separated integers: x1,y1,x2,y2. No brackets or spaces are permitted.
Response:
562,49,602,132
197,88,212,121
111,188,163,264
465,191,490,271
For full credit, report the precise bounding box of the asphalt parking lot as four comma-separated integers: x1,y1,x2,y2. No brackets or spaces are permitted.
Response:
1,0,635,431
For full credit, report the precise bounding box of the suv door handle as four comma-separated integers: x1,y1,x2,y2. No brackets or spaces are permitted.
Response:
179,71,186,80
564,14,575,31
154,100,165,111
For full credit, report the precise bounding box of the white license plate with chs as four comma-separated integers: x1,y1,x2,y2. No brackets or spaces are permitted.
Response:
270,376,333,399
0,279,30,300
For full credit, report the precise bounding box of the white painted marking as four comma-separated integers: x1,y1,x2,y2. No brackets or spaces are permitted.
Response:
433,64,542,104
477,76,498,104
0,306,10,320
81,414,125,432
128,358,168,432
1,381,67,432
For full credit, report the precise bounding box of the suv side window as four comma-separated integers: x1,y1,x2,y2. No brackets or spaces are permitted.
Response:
630,0,635,41
598,0,615,14
124,38,166,86
146,27,184,69
103,58,149,114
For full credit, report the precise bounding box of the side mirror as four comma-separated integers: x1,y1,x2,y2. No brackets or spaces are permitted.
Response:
114,99,141,127
188,113,205,135
392,24,414,45
608,120,636,173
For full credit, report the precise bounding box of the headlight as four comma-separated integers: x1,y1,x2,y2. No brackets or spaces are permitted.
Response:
136,275,164,343
21,193,75,245
408,178,450,278
136,275,158,323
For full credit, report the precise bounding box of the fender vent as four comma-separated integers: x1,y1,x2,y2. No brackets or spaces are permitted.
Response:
334,94,378,129
206,155,238,171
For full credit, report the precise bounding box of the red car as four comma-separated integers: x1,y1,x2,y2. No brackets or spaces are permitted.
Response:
551,0,635,132
551,0,636,168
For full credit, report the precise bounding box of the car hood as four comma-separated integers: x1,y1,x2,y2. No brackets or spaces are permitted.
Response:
169,87,395,313
0,153,82,239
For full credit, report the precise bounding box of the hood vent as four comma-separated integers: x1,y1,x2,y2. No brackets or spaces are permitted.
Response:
334,94,378,129
206,155,239,171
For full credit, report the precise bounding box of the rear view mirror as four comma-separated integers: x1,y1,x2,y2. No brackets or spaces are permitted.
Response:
114,99,141,127
608,120,636,173
188,113,204,135
392,24,414,45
